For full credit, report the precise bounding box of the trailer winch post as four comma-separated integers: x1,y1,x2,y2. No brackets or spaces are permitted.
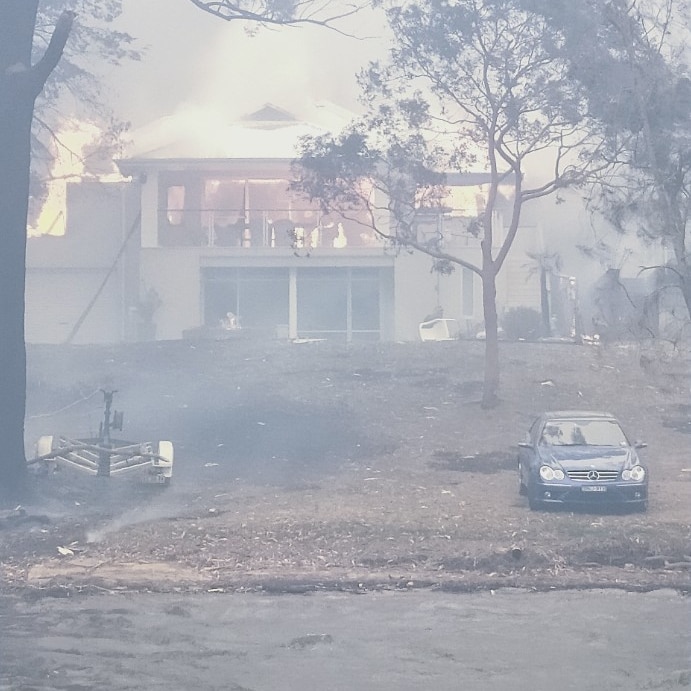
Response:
97,390,118,477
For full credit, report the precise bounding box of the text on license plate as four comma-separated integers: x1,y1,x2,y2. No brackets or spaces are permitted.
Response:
582,486,607,492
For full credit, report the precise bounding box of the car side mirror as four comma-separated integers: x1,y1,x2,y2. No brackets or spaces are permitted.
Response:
634,441,647,449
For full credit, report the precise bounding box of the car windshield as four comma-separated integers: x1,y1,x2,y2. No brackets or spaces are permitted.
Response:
539,419,628,447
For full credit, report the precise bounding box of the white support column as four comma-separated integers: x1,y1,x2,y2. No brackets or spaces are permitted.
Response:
346,268,353,344
289,267,298,340
140,172,159,248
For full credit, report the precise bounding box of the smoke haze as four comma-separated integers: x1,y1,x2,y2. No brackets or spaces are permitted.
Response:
105,1,386,129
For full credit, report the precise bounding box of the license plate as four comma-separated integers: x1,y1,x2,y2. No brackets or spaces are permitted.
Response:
582,486,607,492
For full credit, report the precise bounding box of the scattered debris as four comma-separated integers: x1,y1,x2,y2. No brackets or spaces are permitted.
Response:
287,633,333,649
0,508,50,530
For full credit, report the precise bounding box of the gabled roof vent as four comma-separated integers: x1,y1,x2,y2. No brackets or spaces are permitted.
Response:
242,103,296,124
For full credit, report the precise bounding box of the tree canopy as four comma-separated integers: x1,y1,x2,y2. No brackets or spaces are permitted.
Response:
296,0,607,406
531,0,690,328
28,1,140,226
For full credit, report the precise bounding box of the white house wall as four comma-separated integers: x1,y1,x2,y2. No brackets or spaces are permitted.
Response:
392,250,485,340
498,224,542,314
25,172,551,346
393,252,438,340
25,269,123,344
139,248,201,340
25,182,138,345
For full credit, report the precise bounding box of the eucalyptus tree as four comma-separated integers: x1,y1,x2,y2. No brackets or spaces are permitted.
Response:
0,2,75,498
0,0,140,499
29,0,140,225
530,0,691,325
593,0,690,323
296,0,605,407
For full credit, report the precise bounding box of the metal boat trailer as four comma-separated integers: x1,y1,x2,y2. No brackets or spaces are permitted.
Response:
30,390,174,484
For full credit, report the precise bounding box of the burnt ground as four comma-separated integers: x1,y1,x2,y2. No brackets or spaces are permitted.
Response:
1,337,690,594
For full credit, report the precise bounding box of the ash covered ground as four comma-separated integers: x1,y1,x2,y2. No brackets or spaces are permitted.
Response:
2,337,689,593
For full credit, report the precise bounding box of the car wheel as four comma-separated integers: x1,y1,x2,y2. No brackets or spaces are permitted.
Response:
528,483,543,511
518,463,528,496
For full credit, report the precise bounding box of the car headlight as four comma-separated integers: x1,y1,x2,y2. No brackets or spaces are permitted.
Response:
622,466,646,482
539,466,564,481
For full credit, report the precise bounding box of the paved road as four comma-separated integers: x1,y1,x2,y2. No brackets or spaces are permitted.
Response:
1,589,689,690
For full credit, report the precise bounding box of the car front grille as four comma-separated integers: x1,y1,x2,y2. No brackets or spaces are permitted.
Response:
567,469,620,481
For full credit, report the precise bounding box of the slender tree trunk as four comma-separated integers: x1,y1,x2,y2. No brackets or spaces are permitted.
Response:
0,3,74,500
671,243,691,322
481,268,500,408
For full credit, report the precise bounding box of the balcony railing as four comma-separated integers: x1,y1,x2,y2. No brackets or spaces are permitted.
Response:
158,207,487,250
159,208,384,249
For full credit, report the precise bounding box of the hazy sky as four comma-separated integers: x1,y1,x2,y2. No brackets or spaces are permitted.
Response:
104,0,386,128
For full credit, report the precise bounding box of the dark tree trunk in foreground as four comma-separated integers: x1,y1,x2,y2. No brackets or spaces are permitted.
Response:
0,2,74,500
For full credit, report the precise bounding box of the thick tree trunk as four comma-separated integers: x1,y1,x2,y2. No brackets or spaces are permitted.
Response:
481,269,500,409
672,255,691,323
0,1,40,499
0,2,74,500
680,271,691,324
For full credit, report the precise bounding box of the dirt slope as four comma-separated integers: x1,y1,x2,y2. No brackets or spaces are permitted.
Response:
1,337,689,593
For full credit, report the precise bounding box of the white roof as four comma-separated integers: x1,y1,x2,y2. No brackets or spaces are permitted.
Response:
124,101,354,160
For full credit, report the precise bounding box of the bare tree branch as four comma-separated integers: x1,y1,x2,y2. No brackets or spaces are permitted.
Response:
187,0,363,32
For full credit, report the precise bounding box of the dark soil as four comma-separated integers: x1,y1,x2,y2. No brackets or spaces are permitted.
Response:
1,337,689,594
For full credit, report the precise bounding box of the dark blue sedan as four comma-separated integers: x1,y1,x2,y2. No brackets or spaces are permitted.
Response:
517,411,648,511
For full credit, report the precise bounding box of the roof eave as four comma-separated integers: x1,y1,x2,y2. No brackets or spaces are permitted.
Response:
116,157,297,176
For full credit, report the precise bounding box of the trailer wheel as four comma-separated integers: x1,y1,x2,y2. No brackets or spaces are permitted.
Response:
156,440,174,484
36,435,55,458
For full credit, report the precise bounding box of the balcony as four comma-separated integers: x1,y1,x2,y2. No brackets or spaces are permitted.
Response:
158,207,385,250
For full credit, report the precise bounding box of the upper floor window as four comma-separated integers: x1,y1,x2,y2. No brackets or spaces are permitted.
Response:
158,172,382,249
166,185,185,225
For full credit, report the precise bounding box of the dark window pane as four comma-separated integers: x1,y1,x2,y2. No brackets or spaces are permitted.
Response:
297,269,347,333
352,278,379,331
